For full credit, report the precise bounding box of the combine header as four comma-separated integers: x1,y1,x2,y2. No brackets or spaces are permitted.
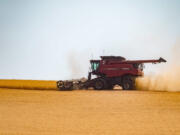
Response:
57,56,166,90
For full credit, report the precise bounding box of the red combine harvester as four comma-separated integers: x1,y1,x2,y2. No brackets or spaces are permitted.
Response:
57,56,166,90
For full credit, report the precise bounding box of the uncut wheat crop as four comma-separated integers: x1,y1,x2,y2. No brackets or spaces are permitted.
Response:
0,80,57,90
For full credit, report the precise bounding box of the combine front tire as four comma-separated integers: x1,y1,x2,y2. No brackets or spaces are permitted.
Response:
94,78,107,90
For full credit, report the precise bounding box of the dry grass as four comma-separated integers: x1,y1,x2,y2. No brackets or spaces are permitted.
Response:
0,79,57,90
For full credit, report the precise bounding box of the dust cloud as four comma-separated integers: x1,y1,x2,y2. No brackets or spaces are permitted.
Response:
67,51,92,80
136,42,180,91
68,52,82,79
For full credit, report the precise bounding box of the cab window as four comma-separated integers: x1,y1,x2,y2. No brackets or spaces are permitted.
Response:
91,62,99,71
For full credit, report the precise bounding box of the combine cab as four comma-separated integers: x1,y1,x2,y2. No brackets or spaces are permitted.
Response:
57,56,166,90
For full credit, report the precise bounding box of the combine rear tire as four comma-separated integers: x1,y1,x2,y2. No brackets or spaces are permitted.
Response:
122,76,136,90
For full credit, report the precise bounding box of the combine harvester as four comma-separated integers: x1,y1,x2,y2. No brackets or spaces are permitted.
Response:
57,56,166,90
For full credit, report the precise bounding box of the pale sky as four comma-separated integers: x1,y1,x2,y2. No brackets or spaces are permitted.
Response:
0,0,180,80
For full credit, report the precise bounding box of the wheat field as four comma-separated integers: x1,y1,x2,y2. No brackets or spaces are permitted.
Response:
1,89,180,135
0,80,57,90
